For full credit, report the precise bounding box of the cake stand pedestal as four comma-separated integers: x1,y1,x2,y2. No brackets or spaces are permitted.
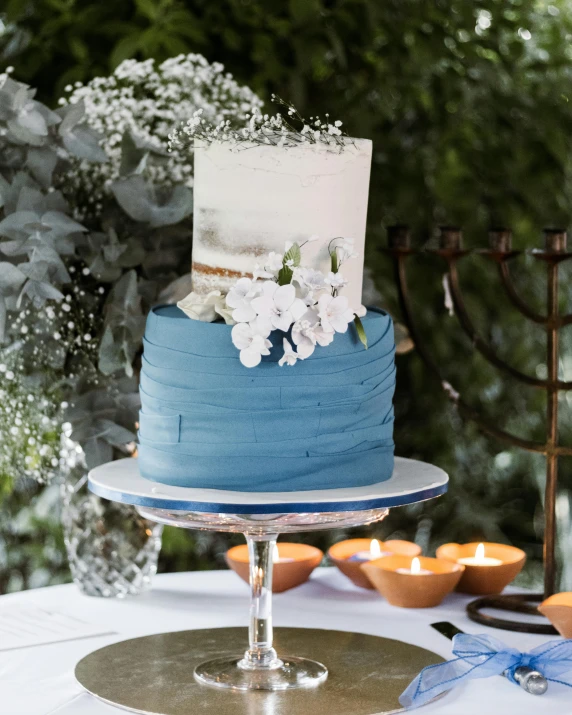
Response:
88,457,447,693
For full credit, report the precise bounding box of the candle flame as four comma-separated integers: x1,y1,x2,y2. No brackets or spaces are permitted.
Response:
370,539,382,558
273,545,280,563
411,557,421,575
476,543,485,561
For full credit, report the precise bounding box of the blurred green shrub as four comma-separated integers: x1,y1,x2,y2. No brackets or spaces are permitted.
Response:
2,0,572,590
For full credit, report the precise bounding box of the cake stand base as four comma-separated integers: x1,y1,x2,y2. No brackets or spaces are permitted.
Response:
75,627,445,714
194,654,328,691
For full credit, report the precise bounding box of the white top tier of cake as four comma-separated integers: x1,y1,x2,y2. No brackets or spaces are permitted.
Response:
191,139,373,311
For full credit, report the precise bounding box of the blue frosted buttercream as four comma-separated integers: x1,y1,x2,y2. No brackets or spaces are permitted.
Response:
138,305,396,491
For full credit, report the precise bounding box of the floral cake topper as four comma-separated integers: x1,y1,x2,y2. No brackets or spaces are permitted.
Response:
178,238,367,368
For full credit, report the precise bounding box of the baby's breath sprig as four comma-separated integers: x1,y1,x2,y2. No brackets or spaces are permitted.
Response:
168,95,353,153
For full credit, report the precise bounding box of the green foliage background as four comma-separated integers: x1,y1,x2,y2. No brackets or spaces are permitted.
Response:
2,0,572,590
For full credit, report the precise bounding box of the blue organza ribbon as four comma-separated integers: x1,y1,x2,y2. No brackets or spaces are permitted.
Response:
400,633,572,709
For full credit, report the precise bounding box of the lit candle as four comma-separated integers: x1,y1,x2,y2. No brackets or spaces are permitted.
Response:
273,544,295,564
347,539,390,563
457,543,502,567
396,557,433,575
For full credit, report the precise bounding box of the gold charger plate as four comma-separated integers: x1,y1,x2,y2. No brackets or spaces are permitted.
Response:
75,627,445,715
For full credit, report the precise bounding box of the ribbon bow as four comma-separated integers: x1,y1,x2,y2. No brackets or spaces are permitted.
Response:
399,633,572,709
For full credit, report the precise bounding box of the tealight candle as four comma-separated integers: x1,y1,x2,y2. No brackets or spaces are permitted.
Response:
346,539,390,563
436,541,526,595
395,557,433,575
226,543,323,593
457,543,502,567
361,555,464,608
328,538,422,589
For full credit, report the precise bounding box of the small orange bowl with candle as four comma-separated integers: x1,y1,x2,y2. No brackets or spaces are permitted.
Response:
361,555,464,608
539,593,572,637
328,538,421,589
226,543,323,593
436,542,526,595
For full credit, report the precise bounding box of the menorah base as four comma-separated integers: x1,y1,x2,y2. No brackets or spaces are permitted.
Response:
467,593,558,635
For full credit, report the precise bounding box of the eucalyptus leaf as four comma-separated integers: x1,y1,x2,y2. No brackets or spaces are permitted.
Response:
0,262,26,294
111,176,193,227
26,147,59,188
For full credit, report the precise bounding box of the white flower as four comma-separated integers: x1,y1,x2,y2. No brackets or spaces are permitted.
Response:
253,263,274,280
251,281,307,332
226,277,260,323
265,251,284,272
334,237,358,263
317,294,355,334
178,291,226,322
327,271,348,289
294,267,326,292
278,338,298,367
292,317,335,358
307,234,319,243
355,304,367,318
231,322,272,368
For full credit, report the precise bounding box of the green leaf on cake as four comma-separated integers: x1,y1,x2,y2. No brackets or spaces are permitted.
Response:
278,242,301,284
277,265,293,285
283,242,301,267
330,249,339,274
354,315,368,349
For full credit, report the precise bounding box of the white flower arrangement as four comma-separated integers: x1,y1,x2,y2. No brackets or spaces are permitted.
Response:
60,53,262,211
169,95,353,153
178,237,367,368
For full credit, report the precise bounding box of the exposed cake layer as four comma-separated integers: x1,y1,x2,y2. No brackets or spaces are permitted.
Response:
138,305,396,492
191,140,373,311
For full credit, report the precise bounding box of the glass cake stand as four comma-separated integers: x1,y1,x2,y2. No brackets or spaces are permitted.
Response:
88,457,448,692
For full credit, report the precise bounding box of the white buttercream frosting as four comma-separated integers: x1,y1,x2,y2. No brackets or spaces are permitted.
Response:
191,139,372,310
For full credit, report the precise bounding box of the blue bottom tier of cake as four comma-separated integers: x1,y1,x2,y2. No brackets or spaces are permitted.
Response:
137,305,396,492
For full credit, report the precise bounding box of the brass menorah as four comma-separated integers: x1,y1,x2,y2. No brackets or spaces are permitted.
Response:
385,225,572,634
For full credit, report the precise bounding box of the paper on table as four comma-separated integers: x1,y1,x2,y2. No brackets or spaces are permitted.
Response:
0,603,114,651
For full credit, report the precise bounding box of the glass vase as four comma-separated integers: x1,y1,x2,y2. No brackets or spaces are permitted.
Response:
61,465,162,598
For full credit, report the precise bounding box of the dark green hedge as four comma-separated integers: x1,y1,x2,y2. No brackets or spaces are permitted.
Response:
2,0,572,588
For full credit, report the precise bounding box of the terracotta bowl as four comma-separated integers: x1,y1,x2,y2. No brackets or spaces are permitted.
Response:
328,538,422,589
226,543,323,593
361,555,464,608
435,542,526,595
539,593,572,637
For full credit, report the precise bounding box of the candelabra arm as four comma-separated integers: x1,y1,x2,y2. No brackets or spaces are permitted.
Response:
447,261,547,389
394,255,548,455
497,262,547,325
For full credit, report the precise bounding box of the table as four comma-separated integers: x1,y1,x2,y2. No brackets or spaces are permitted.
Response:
1,569,569,715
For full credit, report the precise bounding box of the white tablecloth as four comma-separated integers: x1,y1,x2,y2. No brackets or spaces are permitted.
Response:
1,568,569,715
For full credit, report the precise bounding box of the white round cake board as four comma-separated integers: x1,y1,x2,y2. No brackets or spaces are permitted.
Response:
88,457,447,514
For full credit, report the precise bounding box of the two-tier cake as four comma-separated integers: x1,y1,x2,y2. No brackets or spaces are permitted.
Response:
138,116,396,492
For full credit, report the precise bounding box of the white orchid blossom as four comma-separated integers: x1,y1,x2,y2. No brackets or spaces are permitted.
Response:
265,251,284,272
253,263,274,280
177,291,233,323
334,237,358,263
226,277,261,323
294,267,326,292
327,270,348,290
317,294,355,333
278,338,298,366
231,322,272,368
250,281,307,332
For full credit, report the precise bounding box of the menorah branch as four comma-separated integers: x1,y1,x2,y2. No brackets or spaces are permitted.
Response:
391,251,546,454
497,261,547,325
